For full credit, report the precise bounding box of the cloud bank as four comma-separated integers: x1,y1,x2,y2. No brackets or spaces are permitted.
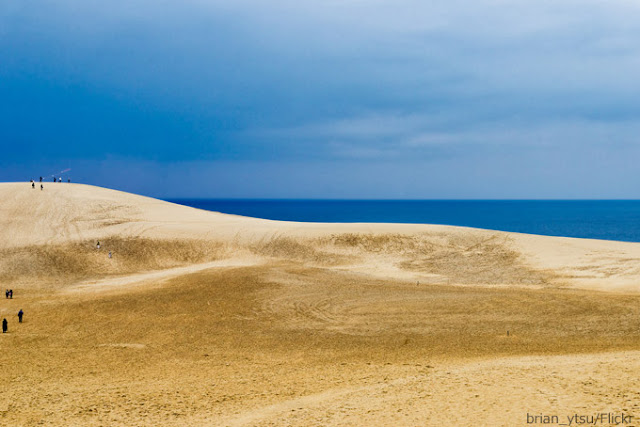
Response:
2,0,640,197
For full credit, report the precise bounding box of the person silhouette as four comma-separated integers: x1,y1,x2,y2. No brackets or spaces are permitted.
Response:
18,310,23,323
2,318,7,333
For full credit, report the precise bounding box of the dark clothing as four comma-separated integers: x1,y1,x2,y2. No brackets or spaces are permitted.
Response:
18,310,23,323
2,319,7,333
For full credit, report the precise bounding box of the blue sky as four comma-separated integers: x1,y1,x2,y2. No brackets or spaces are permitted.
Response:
2,0,640,198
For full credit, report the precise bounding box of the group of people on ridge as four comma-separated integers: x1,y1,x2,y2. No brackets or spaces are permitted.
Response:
30,175,71,190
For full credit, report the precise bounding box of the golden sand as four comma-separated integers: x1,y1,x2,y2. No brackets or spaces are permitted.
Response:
1,182,639,426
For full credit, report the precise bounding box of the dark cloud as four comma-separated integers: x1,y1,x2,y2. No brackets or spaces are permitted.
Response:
2,0,640,196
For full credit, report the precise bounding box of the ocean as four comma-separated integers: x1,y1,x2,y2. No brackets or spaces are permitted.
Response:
165,199,640,243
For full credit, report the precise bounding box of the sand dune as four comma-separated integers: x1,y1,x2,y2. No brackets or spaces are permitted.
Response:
1,182,640,426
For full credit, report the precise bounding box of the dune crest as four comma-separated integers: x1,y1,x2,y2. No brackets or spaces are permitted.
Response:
2,182,640,292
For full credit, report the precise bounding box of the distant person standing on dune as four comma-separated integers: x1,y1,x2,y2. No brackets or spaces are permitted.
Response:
18,310,23,323
39,176,42,182
40,184,43,191
32,182,35,189
2,319,7,333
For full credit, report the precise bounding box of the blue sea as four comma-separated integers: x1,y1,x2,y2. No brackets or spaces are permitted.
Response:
165,200,640,243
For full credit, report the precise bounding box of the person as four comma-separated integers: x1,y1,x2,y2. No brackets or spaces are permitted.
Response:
18,310,23,323
4,289,8,299
39,176,43,182
2,319,7,333
96,241,101,249
53,176,56,183
108,251,112,259
40,184,43,191
58,177,62,183
68,178,71,183
32,182,35,189
9,290,12,299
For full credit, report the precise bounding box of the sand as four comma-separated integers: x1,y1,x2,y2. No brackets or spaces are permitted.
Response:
1,182,640,426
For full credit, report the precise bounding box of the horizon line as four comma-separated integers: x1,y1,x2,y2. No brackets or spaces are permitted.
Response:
164,197,640,202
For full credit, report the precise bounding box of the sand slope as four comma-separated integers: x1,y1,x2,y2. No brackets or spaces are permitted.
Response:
4,182,640,292
1,182,640,426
